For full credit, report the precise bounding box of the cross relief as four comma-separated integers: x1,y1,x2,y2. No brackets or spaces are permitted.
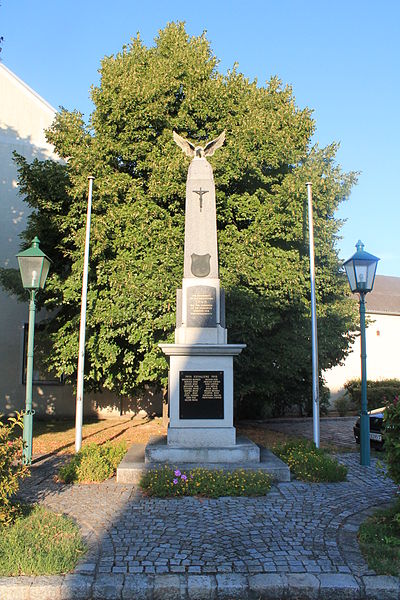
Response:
193,187,209,212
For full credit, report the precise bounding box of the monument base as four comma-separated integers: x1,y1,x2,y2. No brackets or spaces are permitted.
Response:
117,442,291,483
145,435,260,464
167,426,236,447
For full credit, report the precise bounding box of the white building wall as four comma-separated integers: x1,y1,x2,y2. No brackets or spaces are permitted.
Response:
324,312,400,401
0,65,153,418
0,63,60,416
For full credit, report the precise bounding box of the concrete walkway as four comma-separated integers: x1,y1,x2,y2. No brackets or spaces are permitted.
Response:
1,418,400,599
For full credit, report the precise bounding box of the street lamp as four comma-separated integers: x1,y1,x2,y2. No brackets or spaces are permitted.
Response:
343,240,379,466
17,237,51,464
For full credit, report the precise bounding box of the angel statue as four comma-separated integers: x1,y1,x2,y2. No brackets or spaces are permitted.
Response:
173,130,225,159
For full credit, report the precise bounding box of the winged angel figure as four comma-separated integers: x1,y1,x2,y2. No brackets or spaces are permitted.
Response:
173,130,225,159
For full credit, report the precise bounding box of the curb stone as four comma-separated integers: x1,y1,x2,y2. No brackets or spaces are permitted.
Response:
187,575,217,599
0,576,34,600
121,574,153,599
216,573,247,598
92,574,123,599
153,574,183,600
248,573,287,599
61,574,93,600
318,574,360,599
29,575,63,600
0,573,400,600
1,573,400,599
287,573,320,600
362,575,400,600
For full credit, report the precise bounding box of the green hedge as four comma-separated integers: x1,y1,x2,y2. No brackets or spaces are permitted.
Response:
58,442,126,483
384,397,400,486
273,440,347,482
0,413,29,526
344,379,400,411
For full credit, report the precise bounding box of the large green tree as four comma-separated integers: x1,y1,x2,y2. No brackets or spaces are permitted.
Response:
2,23,358,416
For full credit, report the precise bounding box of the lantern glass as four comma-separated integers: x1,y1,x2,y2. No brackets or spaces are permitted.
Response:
16,237,51,290
17,256,45,289
343,241,379,294
39,257,51,288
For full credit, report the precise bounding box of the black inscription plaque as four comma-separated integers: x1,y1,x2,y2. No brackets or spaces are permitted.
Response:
179,371,224,419
186,285,216,327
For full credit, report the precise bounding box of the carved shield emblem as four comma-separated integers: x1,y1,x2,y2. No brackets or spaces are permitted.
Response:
191,253,211,277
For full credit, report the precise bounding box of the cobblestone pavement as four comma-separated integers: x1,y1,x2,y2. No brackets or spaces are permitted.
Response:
15,453,396,580
249,415,359,448
4,419,399,599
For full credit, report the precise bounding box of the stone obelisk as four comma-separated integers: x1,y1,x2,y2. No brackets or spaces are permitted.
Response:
146,131,259,463
175,131,226,346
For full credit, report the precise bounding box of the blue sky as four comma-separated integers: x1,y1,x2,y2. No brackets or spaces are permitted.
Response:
1,1,399,275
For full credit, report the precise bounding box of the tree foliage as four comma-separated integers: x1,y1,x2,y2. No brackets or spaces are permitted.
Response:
2,23,358,415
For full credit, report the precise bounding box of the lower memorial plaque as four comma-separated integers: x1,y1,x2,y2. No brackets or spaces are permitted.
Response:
179,371,224,419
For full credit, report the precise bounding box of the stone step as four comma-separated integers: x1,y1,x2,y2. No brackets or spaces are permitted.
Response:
145,434,260,463
117,439,290,484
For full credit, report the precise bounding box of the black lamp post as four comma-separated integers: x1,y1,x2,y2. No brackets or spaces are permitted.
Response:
343,240,379,466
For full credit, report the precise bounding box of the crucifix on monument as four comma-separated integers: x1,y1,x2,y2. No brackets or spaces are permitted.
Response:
193,187,209,212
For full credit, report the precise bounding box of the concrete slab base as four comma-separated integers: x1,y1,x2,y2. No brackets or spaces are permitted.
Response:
167,426,236,447
117,438,290,483
145,435,260,464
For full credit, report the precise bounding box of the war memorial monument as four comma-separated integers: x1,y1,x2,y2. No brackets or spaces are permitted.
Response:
117,131,289,481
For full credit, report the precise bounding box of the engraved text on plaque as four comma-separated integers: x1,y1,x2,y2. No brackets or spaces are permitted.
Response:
179,371,224,419
186,286,216,327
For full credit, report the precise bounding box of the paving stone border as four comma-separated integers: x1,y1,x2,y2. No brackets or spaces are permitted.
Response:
1,572,400,599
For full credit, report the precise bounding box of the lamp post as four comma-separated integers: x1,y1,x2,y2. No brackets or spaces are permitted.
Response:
343,240,379,466
16,237,51,464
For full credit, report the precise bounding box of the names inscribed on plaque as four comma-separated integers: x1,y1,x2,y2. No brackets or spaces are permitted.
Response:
186,285,216,327
179,371,224,419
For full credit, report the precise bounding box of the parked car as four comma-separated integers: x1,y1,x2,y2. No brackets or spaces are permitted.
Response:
353,407,385,450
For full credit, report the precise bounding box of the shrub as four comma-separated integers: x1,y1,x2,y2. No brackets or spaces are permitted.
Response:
383,396,400,486
334,395,351,417
0,413,30,526
0,504,86,575
274,439,348,482
140,467,273,498
58,441,127,483
344,379,400,412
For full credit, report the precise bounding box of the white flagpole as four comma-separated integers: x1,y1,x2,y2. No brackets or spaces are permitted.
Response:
306,182,320,448
75,176,94,452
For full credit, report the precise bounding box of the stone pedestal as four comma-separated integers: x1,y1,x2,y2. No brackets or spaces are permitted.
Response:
156,343,247,461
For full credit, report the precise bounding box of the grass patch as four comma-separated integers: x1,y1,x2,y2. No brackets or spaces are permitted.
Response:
140,466,273,498
274,439,348,482
0,504,86,575
358,500,400,576
58,441,127,483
